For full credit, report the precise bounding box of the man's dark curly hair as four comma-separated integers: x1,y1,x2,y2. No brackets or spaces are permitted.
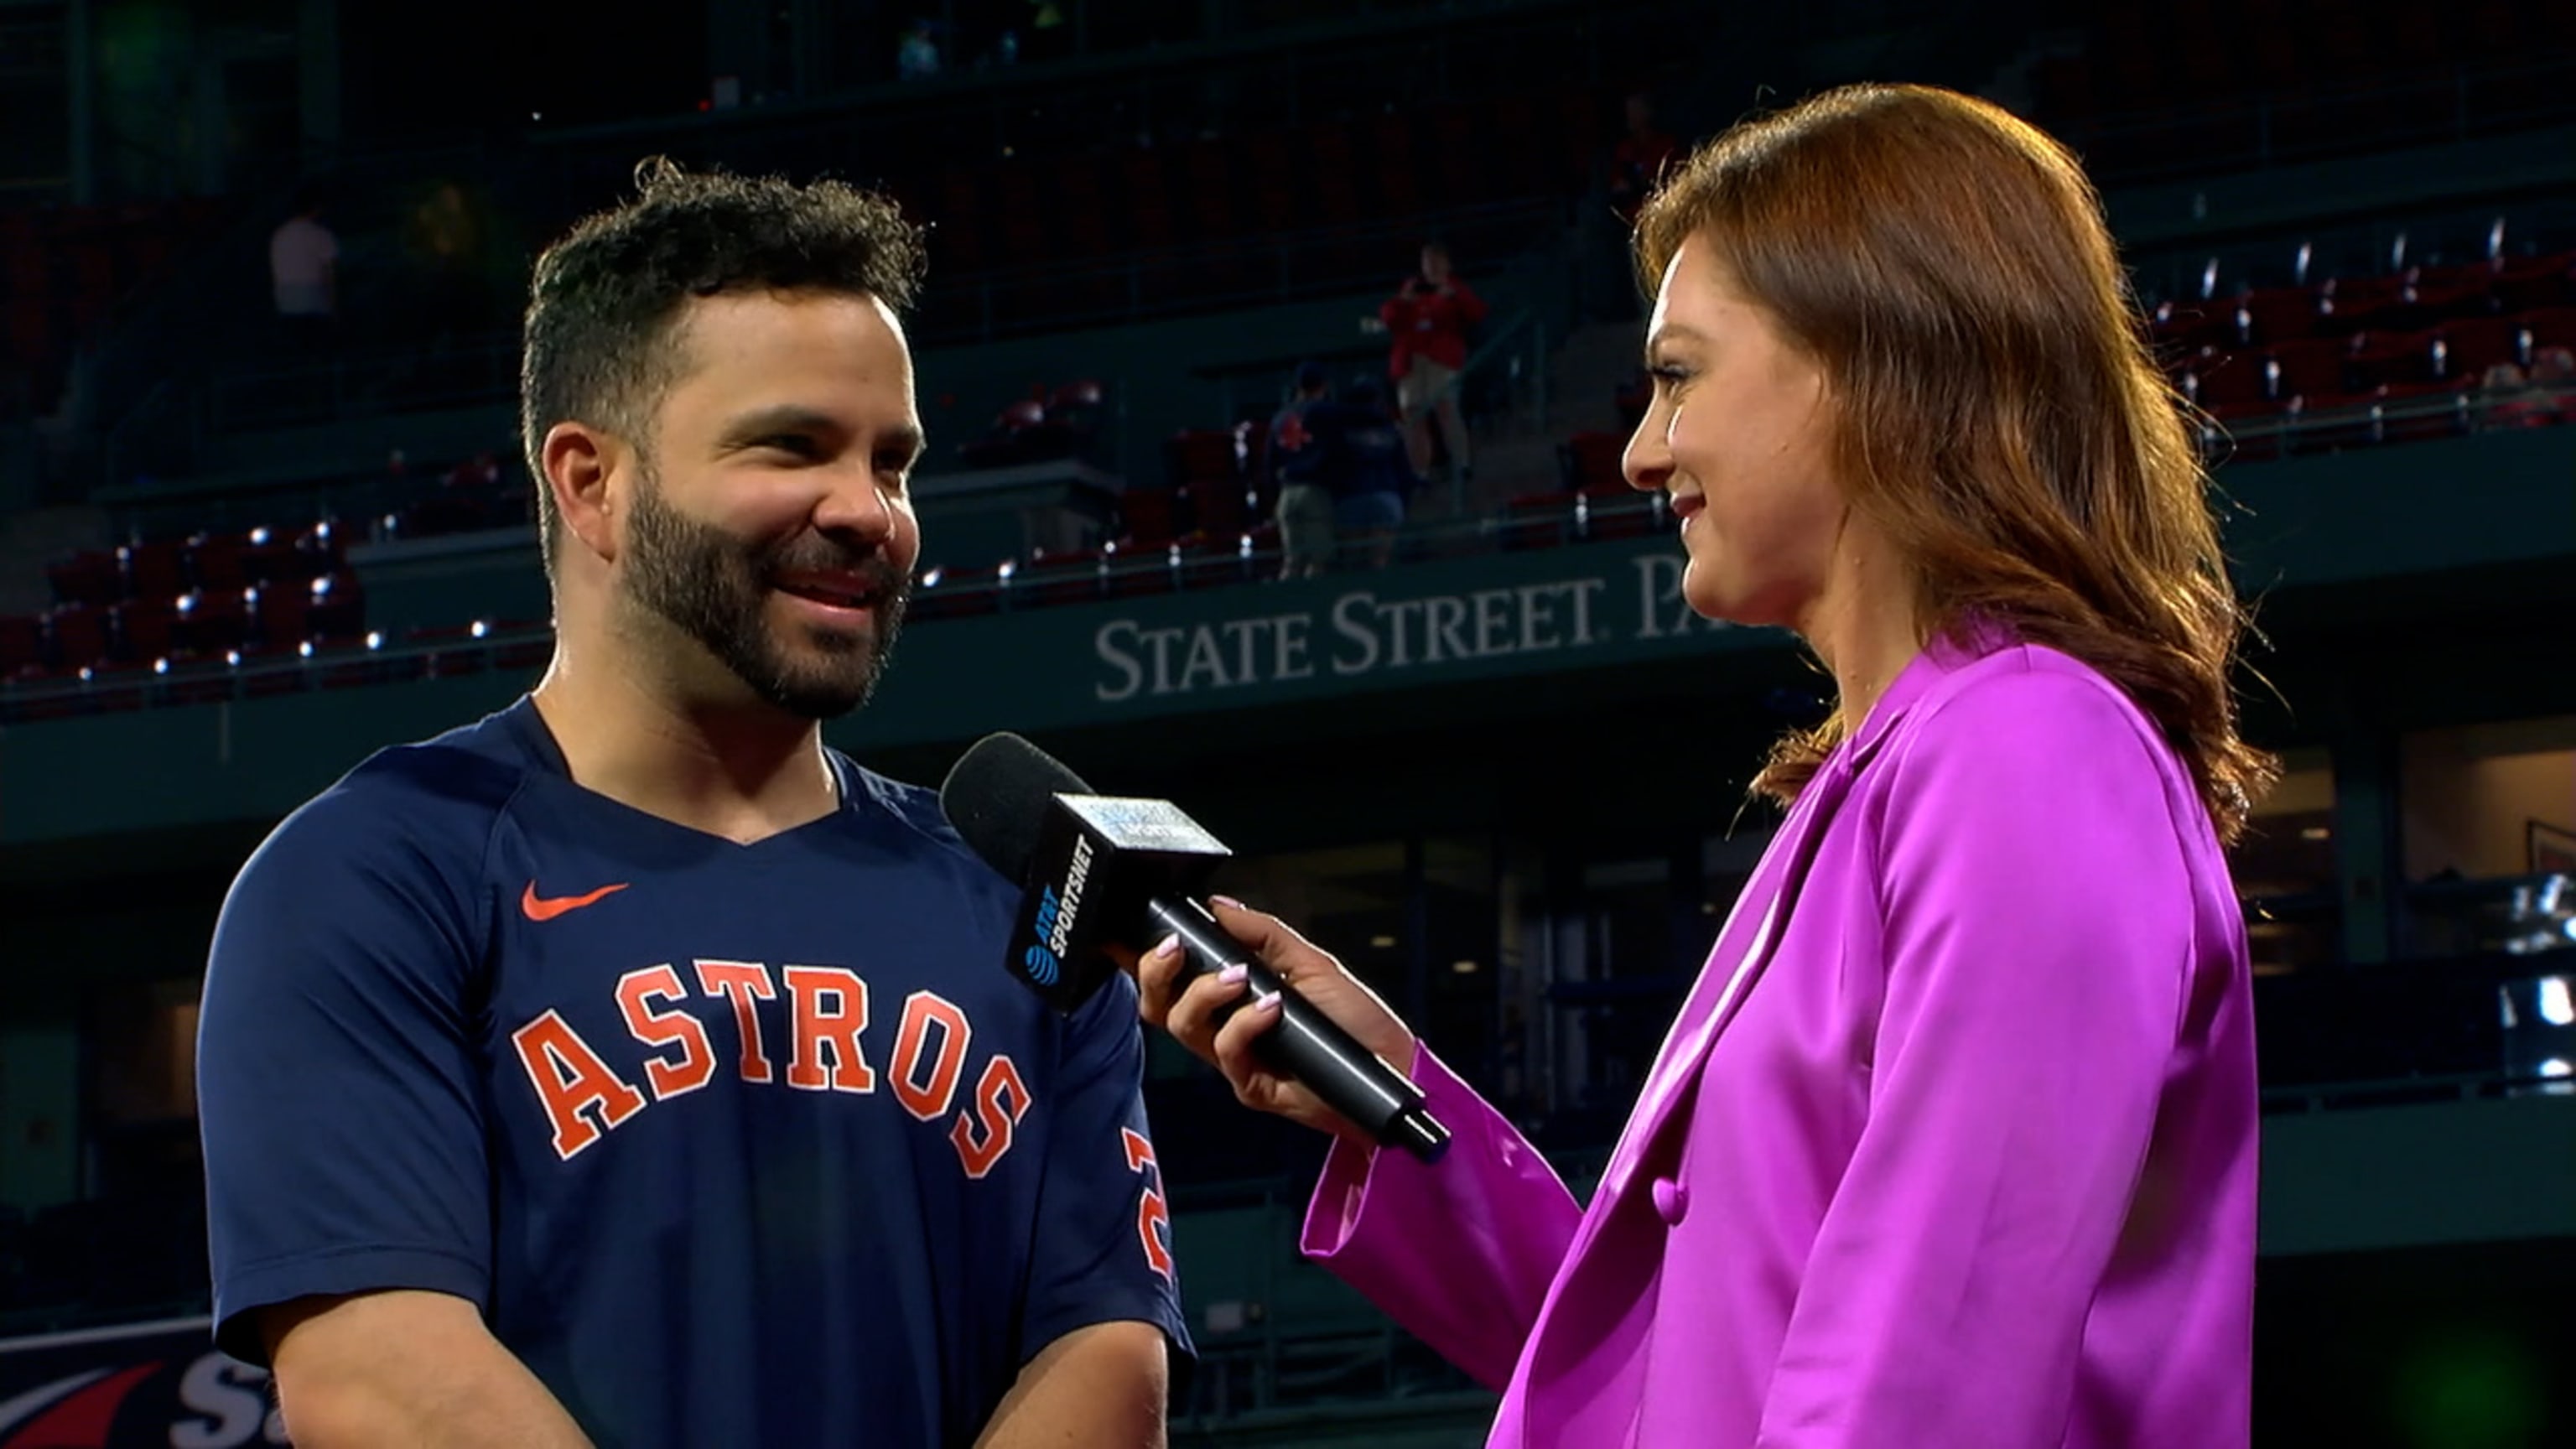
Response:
519,158,927,563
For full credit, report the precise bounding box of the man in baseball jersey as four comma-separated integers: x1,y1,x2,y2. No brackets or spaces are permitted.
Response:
197,161,1188,1448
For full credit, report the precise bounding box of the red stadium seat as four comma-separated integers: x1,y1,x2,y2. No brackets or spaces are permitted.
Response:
1183,478,1251,538
46,550,120,607
2522,306,2576,356
2232,286,2319,346
2345,329,2443,392
2435,315,2524,382
2185,351,2269,412
118,541,186,602
110,598,177,664
2151,300,2233,358
188,532,249,594
45,598,110,670
2493,251,2576,312
249,584,314,654
172,589,249,657
1117,488,1182,548
2316,273,2407,335
1165,428,1239,488
1560,430,1627,495
2264,337,2355,408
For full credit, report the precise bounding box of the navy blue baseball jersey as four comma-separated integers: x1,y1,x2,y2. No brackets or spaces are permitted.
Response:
198,699,1188,1448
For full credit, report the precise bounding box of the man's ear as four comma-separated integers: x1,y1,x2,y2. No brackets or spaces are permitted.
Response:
542,422,625,564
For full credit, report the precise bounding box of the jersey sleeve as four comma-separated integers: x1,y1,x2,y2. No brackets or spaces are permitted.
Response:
197,764,500,1364
1018,970,1193,1368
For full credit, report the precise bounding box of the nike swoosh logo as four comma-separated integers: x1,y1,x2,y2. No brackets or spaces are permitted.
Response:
522,880,629,922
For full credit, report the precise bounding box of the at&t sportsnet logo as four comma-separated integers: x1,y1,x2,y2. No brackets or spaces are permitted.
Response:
1023,834,1097,986
0,1318,285,1448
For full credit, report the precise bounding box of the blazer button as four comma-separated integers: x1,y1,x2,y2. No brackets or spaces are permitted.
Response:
1650,1174,1689,1225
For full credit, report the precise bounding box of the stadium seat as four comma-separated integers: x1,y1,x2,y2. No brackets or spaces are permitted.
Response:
2233,286,2320,346
1558,431,1627,495
2345,329,2443,391
45,550,120,608
1166,428,1240,489
2316,273,2408,335
2435,314,2524,380
1118,488,1182,548
118,541,187,602
2185,352,2270,412
172,589,250,657
2494,251,2576,312
1183,478,1253,538
110,598,177,664
2522,306,2576,356
2265,337,2355,407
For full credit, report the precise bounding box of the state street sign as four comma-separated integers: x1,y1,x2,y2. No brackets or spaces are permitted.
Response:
842,535,1790,749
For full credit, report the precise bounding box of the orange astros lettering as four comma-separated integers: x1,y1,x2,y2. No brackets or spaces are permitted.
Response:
522,880,631,921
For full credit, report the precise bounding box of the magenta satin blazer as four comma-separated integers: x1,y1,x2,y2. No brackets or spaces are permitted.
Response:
1302,637,2257,1446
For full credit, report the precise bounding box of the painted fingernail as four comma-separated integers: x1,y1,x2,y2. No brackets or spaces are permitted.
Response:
1254,991,1285,1015
1147,932,1182,961
1210,894,1246,911
1218,963,1248,987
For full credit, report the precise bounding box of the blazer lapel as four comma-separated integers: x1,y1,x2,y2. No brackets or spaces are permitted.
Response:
1594,759,1859,1202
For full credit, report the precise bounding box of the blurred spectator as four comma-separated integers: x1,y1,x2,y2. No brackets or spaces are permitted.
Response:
1379,240,1485,486
898,18,943,79
1023,0,1072,61
2482,356,2568,429
2532,346,2576,406
1269,362,1337,579
446,451,501,492
1330,380,1412,571
268,189,339,348
406,180,496,346
1607,91,1679,224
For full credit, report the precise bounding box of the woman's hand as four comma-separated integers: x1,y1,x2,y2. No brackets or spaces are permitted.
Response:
1132,899,1420,1145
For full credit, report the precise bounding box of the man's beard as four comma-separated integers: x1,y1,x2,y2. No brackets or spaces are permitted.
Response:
620,468,910,719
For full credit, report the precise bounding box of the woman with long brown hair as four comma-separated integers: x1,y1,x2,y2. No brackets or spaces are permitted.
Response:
1142,83,2271,1446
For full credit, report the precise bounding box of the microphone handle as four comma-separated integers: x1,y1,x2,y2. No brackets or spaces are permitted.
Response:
1147,896,1451,1165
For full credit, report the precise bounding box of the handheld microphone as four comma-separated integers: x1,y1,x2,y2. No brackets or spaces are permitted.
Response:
938,733,1451,1164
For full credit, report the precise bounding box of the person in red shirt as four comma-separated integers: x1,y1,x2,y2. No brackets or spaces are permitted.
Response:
1379,241,1486,483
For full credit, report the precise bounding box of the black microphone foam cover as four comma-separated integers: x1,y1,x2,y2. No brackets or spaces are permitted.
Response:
939,732,1094,887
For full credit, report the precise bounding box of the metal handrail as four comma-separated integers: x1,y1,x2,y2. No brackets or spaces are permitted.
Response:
15,392,2567,721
